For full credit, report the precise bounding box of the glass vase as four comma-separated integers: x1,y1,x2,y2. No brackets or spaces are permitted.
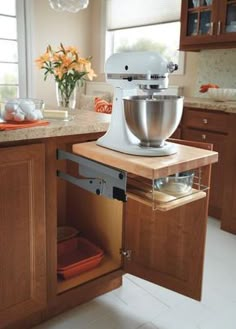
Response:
56,82,77,110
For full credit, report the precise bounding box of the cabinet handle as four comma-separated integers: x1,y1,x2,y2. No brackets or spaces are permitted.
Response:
209,22,214,35
202,118,208,124
201,134,206,140
217,21,221,35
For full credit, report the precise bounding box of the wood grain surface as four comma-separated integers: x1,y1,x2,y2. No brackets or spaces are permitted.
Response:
72,141,218,179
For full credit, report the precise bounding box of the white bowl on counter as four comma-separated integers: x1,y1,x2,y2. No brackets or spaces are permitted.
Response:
207,88,236,102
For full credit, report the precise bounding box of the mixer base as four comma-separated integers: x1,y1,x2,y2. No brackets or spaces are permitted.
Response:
96,140,177,156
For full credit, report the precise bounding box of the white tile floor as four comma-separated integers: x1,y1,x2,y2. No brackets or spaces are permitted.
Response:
36,217,236,329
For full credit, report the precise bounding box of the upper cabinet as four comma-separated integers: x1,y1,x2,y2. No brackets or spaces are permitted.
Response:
180,0,236,51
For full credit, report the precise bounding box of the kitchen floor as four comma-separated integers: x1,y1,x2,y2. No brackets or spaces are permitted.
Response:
36,217,236,329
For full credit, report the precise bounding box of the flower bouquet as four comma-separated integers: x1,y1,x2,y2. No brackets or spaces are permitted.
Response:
35,43,96,109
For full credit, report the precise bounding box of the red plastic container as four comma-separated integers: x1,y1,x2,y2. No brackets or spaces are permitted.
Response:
57,237,104,279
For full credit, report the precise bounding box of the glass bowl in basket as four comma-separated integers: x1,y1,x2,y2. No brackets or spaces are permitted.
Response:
154,171,195,196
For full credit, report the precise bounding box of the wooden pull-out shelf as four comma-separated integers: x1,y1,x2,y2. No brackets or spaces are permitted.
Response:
71,141,216,210
72,141,218,180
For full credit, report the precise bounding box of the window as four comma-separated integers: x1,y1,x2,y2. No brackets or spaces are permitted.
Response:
105,0,184,75
0,0,29,105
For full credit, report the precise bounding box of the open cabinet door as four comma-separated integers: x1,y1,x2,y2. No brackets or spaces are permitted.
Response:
123,196,207,300
123,139,213,301
71,139,215,301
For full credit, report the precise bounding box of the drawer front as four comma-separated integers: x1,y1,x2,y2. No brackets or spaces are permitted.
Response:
183,109,229,133
182,128,227,147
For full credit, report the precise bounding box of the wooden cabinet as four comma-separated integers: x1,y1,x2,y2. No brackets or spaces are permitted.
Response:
180,0,236,51
181,107,236,234
0,134,217,328
124,196,208,300
181,108,229,219
171,126,182,139
0,144,46,329
44,133,123,318
183,128,226,218
221,112,236,233
69,140,216,301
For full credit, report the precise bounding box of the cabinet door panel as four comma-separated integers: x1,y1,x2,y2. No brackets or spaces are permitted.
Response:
221,113,236,233
123,197,207,301
0,144,46,328
217,0,236,43
170,127,181,139
182,128,227,219
180,0,218,49
123,138,212,301
180,0,236,50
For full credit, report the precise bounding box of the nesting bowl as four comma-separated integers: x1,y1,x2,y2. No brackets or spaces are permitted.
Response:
123,95,184,147
207,88,236,102
2,98,45,122
154,171,194,196
6,98,45,109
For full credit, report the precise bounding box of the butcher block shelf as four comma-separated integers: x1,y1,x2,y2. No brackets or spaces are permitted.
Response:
72,141,218,180
71,141,217,210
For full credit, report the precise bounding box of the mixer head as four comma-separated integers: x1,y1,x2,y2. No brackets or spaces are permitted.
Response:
105,51,178,92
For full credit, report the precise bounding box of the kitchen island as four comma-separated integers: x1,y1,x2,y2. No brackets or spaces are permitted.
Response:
0,98,235,144
0,110,110,143
0,108,217,329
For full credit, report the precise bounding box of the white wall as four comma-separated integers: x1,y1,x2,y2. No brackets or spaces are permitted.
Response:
169,52,199,97
31,0,92,107
195,48,236,96
31,0,236,102
170,48,236,98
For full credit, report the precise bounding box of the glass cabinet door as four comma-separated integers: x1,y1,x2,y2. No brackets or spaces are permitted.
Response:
180,0,236,50
225,0,236,33
187,0,213,36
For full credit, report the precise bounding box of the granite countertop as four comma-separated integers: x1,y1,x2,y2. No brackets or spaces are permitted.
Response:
0,110,110,143
1,98,236,144
184,97,236,113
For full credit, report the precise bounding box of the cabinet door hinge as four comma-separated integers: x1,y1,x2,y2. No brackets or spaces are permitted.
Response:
120,249,132,260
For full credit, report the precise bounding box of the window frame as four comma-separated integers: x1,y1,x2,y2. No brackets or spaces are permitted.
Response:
104,0,185,76
105,22,185,76
0,0,31,103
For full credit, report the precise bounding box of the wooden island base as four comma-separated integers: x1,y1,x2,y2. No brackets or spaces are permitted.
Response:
0,134,217,329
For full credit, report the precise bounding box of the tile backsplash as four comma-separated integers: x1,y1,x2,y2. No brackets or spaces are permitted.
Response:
195,49,236,97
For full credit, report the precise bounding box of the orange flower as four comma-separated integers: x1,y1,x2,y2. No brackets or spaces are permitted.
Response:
64,46,79,55
61,56,73,69
87,68,97,80
36,43,96,105
53,67,67,80
35,51,51,69
35,43,96,84
52,53,61,62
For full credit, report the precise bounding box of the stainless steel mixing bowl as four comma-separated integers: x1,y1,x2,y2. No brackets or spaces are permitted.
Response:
123,95,183,147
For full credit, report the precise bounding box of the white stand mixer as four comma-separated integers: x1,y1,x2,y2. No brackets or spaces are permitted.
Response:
96,52,183,156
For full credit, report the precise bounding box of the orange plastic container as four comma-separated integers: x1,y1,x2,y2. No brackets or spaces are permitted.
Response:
57,237,104,279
